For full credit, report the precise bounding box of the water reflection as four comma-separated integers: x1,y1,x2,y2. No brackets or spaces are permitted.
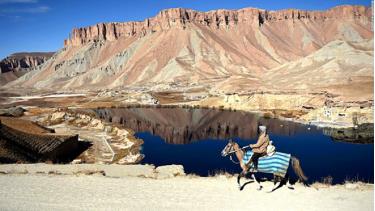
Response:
95,107,374,183
95,107,373,144
323,124,374,144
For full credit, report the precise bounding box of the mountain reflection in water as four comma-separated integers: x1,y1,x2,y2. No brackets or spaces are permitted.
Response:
96,107,374,183
95,107,373,144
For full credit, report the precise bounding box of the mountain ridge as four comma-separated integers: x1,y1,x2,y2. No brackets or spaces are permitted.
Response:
64,5,371,47
7,5,373,101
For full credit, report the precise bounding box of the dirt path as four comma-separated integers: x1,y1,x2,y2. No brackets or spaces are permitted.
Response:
0,174,372,211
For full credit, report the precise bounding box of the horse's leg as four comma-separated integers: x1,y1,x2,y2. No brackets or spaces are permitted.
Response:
287,179,294,189
237,162,248,189
237,172,243,189
273,175,278,185
270,175,282,192
290,156,308,184
251,173,262,190
284,173,294,189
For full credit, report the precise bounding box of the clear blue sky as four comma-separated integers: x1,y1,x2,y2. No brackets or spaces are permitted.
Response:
0,0,372,59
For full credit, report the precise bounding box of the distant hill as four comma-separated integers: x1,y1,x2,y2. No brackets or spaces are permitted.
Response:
0,52,54,85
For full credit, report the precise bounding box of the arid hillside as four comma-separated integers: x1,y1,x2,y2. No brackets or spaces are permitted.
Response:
262,39,373,100
8,5,373,96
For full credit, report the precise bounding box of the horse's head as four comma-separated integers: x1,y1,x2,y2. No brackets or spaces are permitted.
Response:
221,139,236,157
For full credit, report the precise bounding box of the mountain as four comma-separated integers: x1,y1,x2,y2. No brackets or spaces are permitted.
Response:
8,5,373,94
0,52,54,85
262,39,373,101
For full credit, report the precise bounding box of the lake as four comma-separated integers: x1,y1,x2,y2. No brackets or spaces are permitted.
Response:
96,107,374,184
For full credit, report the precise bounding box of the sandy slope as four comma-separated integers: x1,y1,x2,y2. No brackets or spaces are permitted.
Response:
0,174,372,211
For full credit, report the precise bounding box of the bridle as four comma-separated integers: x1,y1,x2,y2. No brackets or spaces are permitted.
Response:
223,143,250,164
229,154,240,164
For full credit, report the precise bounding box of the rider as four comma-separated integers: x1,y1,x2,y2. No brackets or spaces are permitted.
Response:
246,125,270,171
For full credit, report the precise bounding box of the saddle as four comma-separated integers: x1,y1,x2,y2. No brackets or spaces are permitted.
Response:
266,141,276,156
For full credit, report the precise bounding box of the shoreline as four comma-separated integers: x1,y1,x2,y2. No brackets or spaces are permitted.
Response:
0,89,373,129
94,103,372,130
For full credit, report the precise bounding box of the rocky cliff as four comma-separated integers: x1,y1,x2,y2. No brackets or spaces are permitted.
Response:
0,52,54,85
0,52,54,73
64,5,371,47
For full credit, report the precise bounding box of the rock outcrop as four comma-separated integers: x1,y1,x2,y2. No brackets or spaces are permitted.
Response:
0,52,54,85
0,52,54,73
0,106,25,117
40,109,144,164
64,6,371,47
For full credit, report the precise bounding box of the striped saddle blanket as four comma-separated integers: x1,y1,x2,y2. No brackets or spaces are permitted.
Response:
242,151,291,177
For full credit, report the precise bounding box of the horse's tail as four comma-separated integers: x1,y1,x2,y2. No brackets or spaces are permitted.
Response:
291,156,308,183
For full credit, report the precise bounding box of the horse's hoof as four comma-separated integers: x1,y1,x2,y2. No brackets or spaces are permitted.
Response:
288,186,295,190
257,186,263,191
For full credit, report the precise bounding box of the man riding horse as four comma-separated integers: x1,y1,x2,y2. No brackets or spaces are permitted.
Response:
246,125,269,171
221,124,308,191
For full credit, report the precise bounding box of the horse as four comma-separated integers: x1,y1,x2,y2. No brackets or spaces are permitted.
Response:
221,139,308,191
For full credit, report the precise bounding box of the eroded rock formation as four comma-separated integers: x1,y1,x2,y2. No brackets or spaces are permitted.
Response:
0,52,54,85
0,52,54,73
64,6,371,47
10,6,373,92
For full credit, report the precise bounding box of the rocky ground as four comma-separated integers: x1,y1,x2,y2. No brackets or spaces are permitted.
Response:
0,164,372,211
29,107,143,164
0,104,143,164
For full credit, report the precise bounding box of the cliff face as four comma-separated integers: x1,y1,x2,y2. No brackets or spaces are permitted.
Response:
9,5,373,97
0,52,54,85
64,5,371,47
0,52,54,73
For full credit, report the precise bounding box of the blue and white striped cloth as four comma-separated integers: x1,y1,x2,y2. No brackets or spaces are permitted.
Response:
242,151,291,177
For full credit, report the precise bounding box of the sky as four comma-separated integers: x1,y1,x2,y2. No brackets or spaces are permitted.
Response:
0,0,372,59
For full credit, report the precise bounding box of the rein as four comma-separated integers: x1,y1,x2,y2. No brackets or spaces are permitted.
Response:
227,145,250,154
